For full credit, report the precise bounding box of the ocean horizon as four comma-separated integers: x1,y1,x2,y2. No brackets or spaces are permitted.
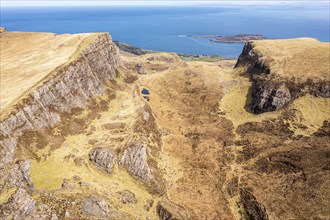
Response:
1,2,330,219
1,5,329,58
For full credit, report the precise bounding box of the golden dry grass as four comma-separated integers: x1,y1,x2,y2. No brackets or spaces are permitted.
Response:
2,32,329,219
251,38,330,80
1,32,159,218
0,32,99,118
29,81,159,219
0,186,16,205
218,68,280,128
137,56,236,218
290,95,330,135
134,51,330,218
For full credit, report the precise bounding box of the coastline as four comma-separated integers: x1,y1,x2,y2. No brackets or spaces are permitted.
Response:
114,40,237,60
187,33,267,43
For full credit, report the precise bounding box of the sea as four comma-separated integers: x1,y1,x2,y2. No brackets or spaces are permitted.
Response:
1,5,329,58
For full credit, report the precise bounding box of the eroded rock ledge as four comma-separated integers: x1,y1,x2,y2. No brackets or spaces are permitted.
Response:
0,32,119,168
0,31,121,219
235,38,330,113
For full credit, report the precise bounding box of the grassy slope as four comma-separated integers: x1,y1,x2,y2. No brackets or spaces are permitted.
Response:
250,38,330,80
2,36,329,219
0,32,101,119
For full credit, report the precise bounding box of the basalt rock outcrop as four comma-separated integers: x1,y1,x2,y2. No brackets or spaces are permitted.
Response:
0,160,34,189
81,195,110,217
89,147,118,173
119,138,166,195
120,141,153,182
0,32,119,168
156,198,192,220
235,38,330,113
0,188,36,219
114,41,152,55
0,31,120,219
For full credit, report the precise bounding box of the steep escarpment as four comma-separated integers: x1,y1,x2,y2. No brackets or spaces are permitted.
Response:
1,31,329,220
1,31,168,219
0,32,119,168
235,38,330,113
220,39,330,220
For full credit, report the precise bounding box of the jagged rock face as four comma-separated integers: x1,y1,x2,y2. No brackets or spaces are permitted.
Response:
0,160,34,189
120,141,153,182
89,147,117,173
81,195,109,217
0,33,119,168
17,160,34,189
235,40,330,114
135,63,147,74
251,80,292,113
238,188,268,220
156,198,192,220
0,188,36,219
0,161,36,219
0,137,16,169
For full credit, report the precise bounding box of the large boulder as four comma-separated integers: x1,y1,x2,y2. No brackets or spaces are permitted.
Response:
135,64,147,74
119,190,137,204
89,147,117,173
119,141,153,182
0,188,35,219
81,195,109,217
156,198,192,220
0,160,34,188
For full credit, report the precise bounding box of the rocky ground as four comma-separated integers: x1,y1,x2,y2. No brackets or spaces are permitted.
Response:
0,31,329,219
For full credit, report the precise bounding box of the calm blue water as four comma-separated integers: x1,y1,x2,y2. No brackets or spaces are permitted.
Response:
1,6,329,58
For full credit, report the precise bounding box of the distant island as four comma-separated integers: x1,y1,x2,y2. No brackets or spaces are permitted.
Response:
187,34,267,43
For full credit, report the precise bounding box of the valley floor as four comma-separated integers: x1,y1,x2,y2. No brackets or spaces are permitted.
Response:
1,33,329,219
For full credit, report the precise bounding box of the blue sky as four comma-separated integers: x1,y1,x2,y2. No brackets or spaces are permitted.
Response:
1,0,329,7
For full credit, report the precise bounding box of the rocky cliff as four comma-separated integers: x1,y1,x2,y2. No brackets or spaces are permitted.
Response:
0,32,119,169
0,31,168,220
0,32,121,218
235,38,330,113
1,32,329,220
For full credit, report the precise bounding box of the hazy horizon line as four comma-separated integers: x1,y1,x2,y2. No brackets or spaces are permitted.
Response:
2,0,329,7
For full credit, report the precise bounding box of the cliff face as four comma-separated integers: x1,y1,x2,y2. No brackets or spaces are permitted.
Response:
0,33,119,168
1,32,329,220
235,39,330,114
0,31,167,220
